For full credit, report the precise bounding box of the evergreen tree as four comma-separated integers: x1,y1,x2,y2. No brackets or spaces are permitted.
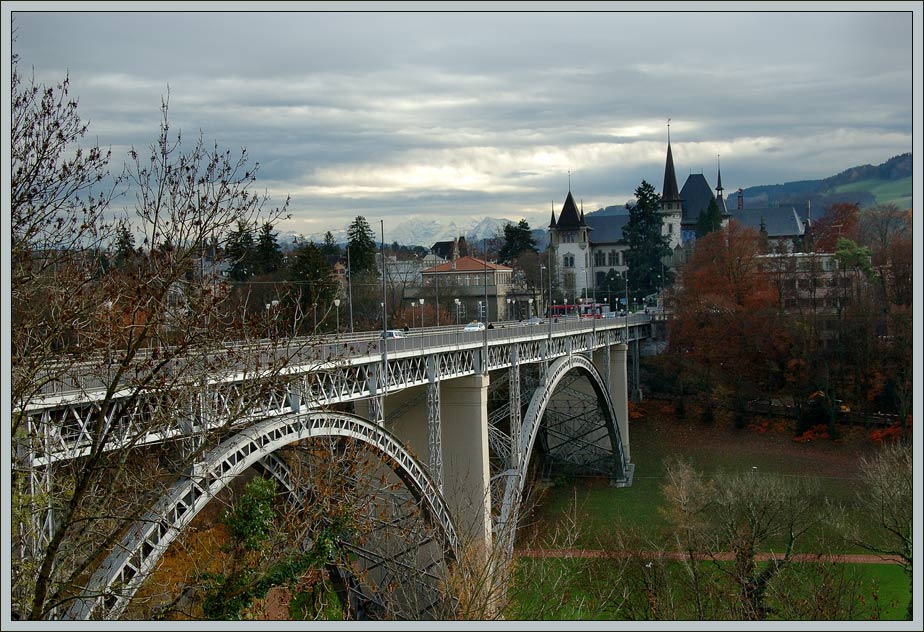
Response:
696,198,723,238
624,180,673,298
758,216,771,254
288,241,337,329
347,216,378,274
226,220,256,281
113,222,137,265
321,230,341,259
254,222,283,275
498,219,538,264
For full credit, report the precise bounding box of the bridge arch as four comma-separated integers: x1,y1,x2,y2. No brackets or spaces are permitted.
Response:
496,353,630,554
66,410,458,620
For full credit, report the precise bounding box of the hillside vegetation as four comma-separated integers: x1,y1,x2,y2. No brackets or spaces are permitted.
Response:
739,153,912,211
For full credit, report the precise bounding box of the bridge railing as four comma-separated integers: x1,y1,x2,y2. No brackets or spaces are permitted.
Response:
24,315,652,402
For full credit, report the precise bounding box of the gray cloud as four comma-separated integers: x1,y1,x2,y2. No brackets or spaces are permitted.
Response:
10,8,915,240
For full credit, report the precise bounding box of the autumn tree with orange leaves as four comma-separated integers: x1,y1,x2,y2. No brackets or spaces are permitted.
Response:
808,202,860,252
668,221,790,414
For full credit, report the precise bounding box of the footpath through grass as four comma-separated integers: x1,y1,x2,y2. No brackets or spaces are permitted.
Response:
512,400,911,620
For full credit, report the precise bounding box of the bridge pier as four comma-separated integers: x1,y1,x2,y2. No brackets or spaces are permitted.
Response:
439,374,492,554
593,342,630,463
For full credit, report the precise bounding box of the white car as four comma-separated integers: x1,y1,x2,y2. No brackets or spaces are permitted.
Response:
463,321,486,332
380,329,407,340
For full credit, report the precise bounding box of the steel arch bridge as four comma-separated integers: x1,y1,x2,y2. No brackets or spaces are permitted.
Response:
494,353,632,556
65,410,459,621
19,318,647,620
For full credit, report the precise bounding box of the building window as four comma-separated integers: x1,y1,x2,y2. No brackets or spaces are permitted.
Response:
563,254,574,268
607,251,617,266
669,223,675,234
594,251,605,267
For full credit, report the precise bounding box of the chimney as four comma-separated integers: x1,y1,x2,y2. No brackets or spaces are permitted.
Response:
737,188,744,210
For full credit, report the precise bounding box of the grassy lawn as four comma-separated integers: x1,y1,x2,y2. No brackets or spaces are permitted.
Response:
511,401,911,621
522,401,883,552
508,558,910,621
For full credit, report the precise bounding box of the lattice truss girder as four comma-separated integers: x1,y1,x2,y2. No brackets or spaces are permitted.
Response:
425,358,443,493
263,446,451,621
538,379,617,476
23,322,646,469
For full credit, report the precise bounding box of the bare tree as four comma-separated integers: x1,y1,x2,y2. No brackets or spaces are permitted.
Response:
657,459,820,620
11,54,302,619
840,441,913,620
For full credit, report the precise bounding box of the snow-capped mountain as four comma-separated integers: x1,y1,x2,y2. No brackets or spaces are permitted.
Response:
384,216,514,247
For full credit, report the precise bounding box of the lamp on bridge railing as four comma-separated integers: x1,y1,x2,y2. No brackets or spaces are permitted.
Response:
506,297,511,321
265,299,280,339
528,297,533,318
410,300,417,329
454,298,460,325
334,298,341,333
419,297,425,328
313,302,318,332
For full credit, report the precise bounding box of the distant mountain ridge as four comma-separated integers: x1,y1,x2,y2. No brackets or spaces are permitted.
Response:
735,153,912,212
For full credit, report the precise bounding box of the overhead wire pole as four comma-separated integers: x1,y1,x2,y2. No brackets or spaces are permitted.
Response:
548,201,554,342
483,238,489,364
379,220,388,422
347,243,354,333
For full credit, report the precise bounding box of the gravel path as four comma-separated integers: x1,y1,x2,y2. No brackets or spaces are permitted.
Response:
517,549,903,564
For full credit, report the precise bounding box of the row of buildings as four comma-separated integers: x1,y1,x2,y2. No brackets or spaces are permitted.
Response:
551,139,811,300
371,137,854,327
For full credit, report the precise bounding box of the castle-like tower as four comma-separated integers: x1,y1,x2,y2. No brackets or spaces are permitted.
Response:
549,190,591,300
659,122,683,250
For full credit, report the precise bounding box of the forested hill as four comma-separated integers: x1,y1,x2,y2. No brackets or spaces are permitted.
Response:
737,153,912,211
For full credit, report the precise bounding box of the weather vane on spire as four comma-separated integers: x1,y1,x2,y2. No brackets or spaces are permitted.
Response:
667,118,671,144
568,169,571,191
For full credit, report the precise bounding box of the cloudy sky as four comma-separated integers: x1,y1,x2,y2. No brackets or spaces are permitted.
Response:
6,3,919,243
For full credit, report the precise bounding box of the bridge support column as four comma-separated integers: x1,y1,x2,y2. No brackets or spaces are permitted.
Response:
440,374,492,554
593,343,630,463
427,357,443,492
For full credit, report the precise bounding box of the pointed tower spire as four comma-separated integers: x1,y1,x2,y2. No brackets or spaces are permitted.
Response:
661,121,682,204
579,199,585,225
556,191,582,229
715,154,729,217
549,199,557,228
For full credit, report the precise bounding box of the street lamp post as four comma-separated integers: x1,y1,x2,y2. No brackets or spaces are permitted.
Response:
539,264,545,317
624,270,630,339
334,298,340,333
506,297,511,321
454,298,460,325
419,297,425,328
410,301,416,329
528,297,533,319
312,302,318,331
